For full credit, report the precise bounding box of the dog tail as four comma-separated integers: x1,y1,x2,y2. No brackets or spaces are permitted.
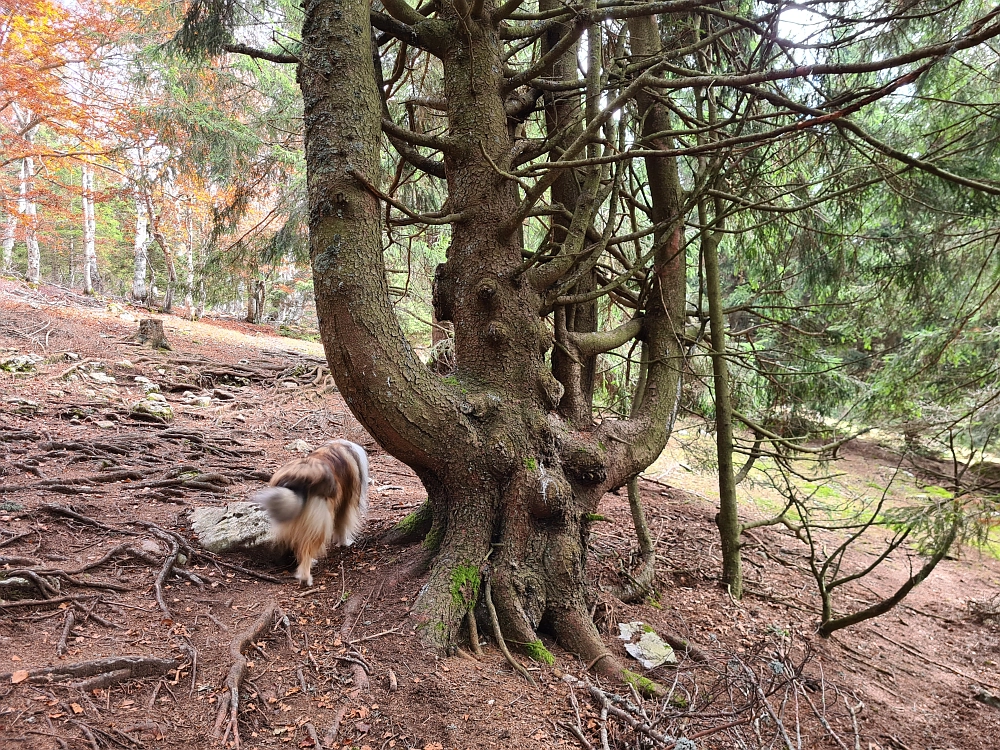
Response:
253,486,305,523
342,440,370,515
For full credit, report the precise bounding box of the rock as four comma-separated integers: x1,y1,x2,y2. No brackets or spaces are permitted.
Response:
120,312,136,323
0,353,42,373
86,371,117,385
116,360,135,369
5,397,40,414
0,576,33,591
95,420,116,429
47,390,65,398
130,395,174,423
134,376,160,393
139,539,163,555
190,502,276,553
282,381,299,389
285,439,313,453
618,622,676,669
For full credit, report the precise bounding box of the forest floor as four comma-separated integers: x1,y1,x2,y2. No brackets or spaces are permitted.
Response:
1,277,999,750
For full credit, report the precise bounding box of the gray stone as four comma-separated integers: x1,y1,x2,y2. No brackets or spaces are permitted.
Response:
131,396,174,423
190,502,276,553
0,354,42,373
285,439,313,453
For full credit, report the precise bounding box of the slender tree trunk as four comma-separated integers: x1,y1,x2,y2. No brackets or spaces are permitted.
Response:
132,195,150,302
1,212,15,269
702,222,743,599
184,203,195,315
22,156,40,284
82,164,97,294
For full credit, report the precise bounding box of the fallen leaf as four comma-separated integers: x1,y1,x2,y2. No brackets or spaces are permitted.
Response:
10,656,21,662
70,703,83,714
11,670,29,684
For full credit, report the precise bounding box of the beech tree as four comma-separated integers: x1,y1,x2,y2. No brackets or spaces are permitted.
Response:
175,0,1000,686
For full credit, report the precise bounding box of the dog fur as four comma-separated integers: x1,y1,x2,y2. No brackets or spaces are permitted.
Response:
253,439,369,586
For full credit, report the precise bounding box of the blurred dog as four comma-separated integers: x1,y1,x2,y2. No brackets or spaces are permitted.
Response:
253,440,369,586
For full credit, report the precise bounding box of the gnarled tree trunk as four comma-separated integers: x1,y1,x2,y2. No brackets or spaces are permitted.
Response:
300,0,685,689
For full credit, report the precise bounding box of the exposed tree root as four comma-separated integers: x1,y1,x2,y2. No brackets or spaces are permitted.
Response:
484,578,536,687
213,602,282,748
337,593,370,690
57,610,76,656
2,655,179,688
323,704,349,747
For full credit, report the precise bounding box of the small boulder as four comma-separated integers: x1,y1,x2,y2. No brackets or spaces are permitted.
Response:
190,502,275,553
0,353,42,373
130,395,174,423
285,439,313,453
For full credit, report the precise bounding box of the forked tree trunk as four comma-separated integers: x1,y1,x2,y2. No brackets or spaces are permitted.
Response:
301,0,684,689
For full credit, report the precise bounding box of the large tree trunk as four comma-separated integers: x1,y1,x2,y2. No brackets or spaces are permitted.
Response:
301,0,685,689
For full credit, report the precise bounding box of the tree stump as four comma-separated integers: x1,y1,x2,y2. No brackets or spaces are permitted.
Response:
136,319,171,350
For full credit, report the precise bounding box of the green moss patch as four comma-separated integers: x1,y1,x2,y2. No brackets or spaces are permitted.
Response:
523,639,555,665
449,563,481,611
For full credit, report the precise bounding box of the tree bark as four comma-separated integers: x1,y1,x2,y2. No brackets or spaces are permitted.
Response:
300,0,685,690
1,211,15,269
82,164,97,295
23,154,40,285
132,194,150,302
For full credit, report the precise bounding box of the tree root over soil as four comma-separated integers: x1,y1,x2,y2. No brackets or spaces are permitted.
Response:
213,602,284,748
2,655,179,690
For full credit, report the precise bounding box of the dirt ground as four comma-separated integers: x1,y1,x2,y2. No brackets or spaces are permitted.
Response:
1,277,999,750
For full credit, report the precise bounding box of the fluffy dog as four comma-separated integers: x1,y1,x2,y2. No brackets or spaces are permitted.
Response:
253,440,369,586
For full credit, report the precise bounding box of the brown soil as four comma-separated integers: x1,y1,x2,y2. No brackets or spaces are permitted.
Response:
1,278,998,750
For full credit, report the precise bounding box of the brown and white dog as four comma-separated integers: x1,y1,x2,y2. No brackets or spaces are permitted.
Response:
254,440,369,586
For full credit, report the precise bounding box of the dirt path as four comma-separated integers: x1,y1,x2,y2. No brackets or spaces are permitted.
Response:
1,279,998,750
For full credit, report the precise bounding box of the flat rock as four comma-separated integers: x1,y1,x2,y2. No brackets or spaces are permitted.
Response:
190,502,276,553
130,395,173,423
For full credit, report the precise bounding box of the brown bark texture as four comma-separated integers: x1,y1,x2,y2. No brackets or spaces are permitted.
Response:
300,0,686,689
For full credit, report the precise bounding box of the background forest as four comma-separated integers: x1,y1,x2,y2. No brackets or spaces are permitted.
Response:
4,0,1000,628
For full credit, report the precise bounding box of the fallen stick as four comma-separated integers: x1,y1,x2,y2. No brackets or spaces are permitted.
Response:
213,602,282,749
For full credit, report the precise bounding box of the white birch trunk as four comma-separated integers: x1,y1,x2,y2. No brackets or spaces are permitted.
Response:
132,194,149,301
22,156,40,284
1,212,15,268
82,164,97,294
